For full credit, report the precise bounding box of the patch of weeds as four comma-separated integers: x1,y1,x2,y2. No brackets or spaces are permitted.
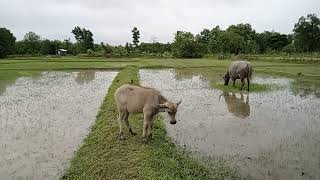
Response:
211,81,270,92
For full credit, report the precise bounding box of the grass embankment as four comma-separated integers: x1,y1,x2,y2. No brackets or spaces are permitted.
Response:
1,57,320,78
62,68,214,180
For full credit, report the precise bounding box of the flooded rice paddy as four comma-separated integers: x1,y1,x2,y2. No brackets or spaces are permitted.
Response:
140,69,320,180
0,70,117,180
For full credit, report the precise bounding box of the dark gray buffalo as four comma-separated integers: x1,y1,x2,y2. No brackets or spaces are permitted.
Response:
115,84,182,141
223,60,253,91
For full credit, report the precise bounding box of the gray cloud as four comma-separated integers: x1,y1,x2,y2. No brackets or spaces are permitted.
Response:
1,0,319,45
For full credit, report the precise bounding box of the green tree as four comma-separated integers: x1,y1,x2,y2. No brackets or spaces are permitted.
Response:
125,42,134,53
0,27,16,58
283,43,296,54
208,26,224,53
220,31,245,54
255,32,269,53
113,45,128,57
72,26,94,53
227,23,256,42
131,27,140,47
227,23,257,53
196,29,211,53
23,31,41,54
40,39,62,55
40,39,53,55
14,41,27,54
139,42,172,54
256,31,290,53
268,32,288,51
173,31,206,58
196,26,225,54
100,42,113,54
293,14,320,52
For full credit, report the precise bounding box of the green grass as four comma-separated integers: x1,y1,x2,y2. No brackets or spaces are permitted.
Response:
211,82,270,92
62,68,227,180
1,57,320,78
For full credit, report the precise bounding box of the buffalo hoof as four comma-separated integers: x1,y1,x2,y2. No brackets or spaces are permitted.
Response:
140,137,148,144
119,133,125,140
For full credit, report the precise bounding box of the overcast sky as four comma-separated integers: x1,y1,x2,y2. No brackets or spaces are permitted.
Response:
0,0,319,45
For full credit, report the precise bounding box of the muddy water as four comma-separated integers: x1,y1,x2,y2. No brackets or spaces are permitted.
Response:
140,69,320,180
0,70,117,180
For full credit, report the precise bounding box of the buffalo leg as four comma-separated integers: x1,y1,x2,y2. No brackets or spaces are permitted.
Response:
246,93,249,104
142,109,152,141
117,110,126,139
142,120,149,138
142,120,150,143
240,92,244,100
232,78,236,86
240,78,245,90
147,120,153,139
247,77,250,91
123,111,136,135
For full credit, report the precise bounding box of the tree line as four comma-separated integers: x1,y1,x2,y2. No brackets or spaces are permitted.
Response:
0,13,320,58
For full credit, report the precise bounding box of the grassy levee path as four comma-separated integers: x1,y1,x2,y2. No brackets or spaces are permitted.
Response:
62,68,213,180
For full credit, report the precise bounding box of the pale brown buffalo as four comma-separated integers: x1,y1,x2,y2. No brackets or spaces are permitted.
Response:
115,84,181,141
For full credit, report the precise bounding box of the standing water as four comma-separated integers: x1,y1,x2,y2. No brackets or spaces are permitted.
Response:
140,69,320,180
0,70,117,179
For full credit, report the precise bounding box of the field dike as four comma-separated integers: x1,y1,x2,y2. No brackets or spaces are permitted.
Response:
62,68,213,180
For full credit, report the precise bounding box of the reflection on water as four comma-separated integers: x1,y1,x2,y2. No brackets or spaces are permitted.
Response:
0,71,117,180
74,70,96,85
140,69,320,180
220,92,250,118
0,84,9,96
290,77,320,98
175,67,225,82
0,70,41,96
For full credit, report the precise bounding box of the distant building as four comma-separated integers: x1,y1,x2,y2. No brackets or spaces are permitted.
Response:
56,49,67,56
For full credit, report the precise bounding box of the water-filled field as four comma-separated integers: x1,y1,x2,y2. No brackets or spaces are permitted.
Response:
140,69,320,180
0,70,117,179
